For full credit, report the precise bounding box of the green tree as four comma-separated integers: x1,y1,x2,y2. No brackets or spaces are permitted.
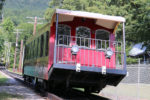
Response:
3,0,49,25
44,0,150,64
2,18,15,42
45,0,150,45
17,23,33,43
0,29,5,56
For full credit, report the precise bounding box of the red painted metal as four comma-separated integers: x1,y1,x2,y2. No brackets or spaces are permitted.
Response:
48,17,116,70
57,47,116,68
23,11,126,92
48,26,55,71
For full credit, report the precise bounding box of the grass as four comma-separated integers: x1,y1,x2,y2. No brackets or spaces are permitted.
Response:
101,83,150,100
0,92,24,100
7,68,22,75
0,72,8,85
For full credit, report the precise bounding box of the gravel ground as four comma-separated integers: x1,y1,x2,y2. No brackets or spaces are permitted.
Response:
0,71,46,100
100,83,149,100
2,70,148,100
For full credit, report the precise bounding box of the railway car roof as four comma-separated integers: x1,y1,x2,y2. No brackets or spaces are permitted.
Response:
51,9,125,30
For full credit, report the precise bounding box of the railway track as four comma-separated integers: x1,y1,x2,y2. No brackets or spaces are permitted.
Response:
1,68,111,100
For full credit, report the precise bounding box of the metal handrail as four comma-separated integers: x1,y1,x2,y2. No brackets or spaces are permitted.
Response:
56,35,124,69
57,35,123,52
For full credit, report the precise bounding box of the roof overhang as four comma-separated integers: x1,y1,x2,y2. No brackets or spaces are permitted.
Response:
51,9,125,31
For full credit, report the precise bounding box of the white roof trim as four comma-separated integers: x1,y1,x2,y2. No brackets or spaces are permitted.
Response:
56,9,125,23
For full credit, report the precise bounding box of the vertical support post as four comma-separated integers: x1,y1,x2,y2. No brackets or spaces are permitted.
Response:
137,58,140,100
123,22,126,70
33,16,37,35
54,13,59,64
144,55,145,64
13,30,19,72
18,40,23,72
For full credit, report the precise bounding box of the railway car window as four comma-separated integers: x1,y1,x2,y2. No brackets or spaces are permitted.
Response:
33,40,36,58
40,34,44,57
25,45,28,60
35,38,38,58
31,43,33,58
31,42,33,58
57,24,71,45
32,42,35,58
27,45,29,59
25,45,27,60
37,38,40,57
95,29,110,49
27,44,30,59
43,33,46,56
76,26,91,47
31,42,34,58
37,37,40,57
29,43,31,59
46,31,49,56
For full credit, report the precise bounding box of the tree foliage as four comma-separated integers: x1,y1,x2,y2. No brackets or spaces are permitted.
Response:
17,23,33,43
1,18,15,42
0,0,150,66
0,30,5,55
0,18,15,63
45,0,150,45
3,0,49,25
44,0,150,64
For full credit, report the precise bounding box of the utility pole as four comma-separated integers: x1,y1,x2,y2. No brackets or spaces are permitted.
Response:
13,29,23,72
26,16,44,35
18,40,23,72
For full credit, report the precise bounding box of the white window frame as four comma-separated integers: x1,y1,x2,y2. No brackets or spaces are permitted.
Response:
76,26,91,48
57,24,71,46
95,29,110,49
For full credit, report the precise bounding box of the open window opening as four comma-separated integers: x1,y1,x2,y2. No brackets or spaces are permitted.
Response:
57,24,71,45
76,26,91,47
95,29,110,49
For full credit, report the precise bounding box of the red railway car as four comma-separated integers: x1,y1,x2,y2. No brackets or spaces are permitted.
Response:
23,9,126,93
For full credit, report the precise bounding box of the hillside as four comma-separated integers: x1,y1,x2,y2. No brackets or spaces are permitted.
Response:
3,0,50,25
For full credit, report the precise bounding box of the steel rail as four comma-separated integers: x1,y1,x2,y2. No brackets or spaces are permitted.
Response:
1,69,111,100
